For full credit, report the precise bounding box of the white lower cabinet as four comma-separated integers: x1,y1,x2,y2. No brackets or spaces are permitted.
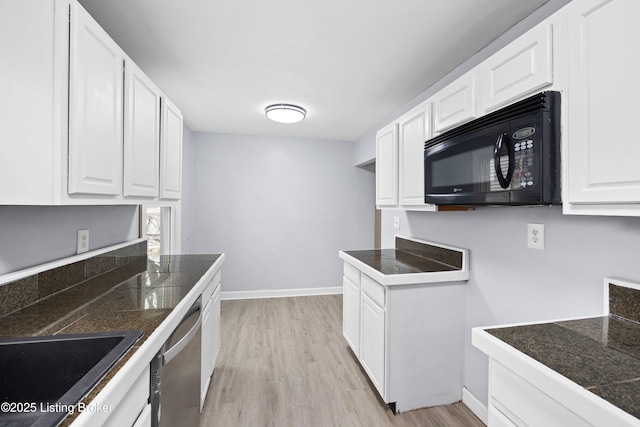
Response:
132,404,152,427
489,360,591,427
342,276,361,356
201,272,221,409
102,365,150,427
341,261,465,413
360,291,386,397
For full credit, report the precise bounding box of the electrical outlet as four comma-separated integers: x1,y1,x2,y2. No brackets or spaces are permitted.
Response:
77,229,89,254
393,216,400,229
527,223,544,250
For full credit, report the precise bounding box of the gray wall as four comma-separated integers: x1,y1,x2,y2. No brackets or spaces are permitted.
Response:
181,124,195,253
190,132,375,293
0,205,139,276
381,206,640,405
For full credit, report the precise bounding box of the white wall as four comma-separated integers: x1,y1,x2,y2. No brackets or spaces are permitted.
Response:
191,132,374,294
0,205,139,276
381,206,640,406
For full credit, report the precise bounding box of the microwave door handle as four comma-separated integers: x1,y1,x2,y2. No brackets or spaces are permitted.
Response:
494,133,514,189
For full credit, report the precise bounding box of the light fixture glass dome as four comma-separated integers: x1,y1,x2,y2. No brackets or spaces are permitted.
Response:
265,104,306,124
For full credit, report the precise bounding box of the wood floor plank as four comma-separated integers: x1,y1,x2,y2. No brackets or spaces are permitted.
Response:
201,295,484,427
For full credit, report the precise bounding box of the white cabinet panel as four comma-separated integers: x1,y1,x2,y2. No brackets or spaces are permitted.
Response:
360,292,386,398
490,360,592,427
160,98,183,199
342,276,361,356
375,123,399,207
432,72,477,134
398,102,436,210
480,23,554,113
68,2,124,196
124,61,161,198
566,0,640,206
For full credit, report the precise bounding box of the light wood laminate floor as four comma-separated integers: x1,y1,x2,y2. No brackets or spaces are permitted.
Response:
201,295,484,427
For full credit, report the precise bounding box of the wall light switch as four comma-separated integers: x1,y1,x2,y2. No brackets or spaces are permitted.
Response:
393,216,400,229
527,223,544,250
77,229,89,254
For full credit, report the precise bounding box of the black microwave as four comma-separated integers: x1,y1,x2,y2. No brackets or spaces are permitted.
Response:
424,91,561,206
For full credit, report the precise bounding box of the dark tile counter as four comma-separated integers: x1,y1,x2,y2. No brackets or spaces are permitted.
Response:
339,235,468,286
0,250,222,426
485,280,640,421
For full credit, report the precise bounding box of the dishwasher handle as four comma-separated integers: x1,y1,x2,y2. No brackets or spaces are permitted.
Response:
163,299,202,365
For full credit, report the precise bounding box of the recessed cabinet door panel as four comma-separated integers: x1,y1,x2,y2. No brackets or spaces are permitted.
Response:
124,61,161,198
480,23,553,113
343,277,360,356
568,0,640,204
68,3,124,195
432,72,476,134
376,124,398,206
360,292,385,399
160,98,183,199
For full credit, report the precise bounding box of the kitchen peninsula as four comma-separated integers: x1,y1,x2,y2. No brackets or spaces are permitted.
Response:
339,235,470,413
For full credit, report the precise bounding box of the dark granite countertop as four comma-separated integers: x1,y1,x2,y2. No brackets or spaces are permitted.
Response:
342,249,459,275
488,315,640,419
0,253,221,426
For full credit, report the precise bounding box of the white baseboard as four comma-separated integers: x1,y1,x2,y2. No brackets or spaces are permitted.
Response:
221,286,342,300
462,387,488,425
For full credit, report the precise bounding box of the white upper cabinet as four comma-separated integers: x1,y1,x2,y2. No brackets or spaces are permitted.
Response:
564,0,640,214
124,60,161,198
479,22,554,114
160,98,183,200
398,102,436,210
375,123,399,207
432,71,477,134
68,2,124,196
0,0,182,205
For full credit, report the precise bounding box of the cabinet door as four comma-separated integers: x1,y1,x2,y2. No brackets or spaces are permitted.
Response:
398,102,436,209
479,23,553,113
201,298,213,409
375,123,398,207
160,98,183,199
567,0,640,205
68,2,124,195
432,72,477,134
211,283,221,370
124,60,161,198
360,292,385,399
342,277,360,356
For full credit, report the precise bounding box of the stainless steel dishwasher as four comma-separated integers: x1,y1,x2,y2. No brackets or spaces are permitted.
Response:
150,296,202,427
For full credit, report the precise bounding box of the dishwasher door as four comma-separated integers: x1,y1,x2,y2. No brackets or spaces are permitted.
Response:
150,297,202,427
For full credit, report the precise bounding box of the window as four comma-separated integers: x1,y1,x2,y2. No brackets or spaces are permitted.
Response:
144,206,172,255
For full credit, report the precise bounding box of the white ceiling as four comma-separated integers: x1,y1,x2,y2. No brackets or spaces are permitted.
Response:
78,0,549,142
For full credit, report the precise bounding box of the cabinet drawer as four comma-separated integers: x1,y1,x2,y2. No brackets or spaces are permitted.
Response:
490,360,590,427
343,262,360,286
202,270,221,303
202,278,215,305
361,274,385,308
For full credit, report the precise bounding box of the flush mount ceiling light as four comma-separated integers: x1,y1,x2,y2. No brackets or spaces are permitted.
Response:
265,103,306,124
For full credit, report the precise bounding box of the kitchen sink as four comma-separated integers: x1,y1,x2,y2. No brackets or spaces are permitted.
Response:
0,330,143,427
